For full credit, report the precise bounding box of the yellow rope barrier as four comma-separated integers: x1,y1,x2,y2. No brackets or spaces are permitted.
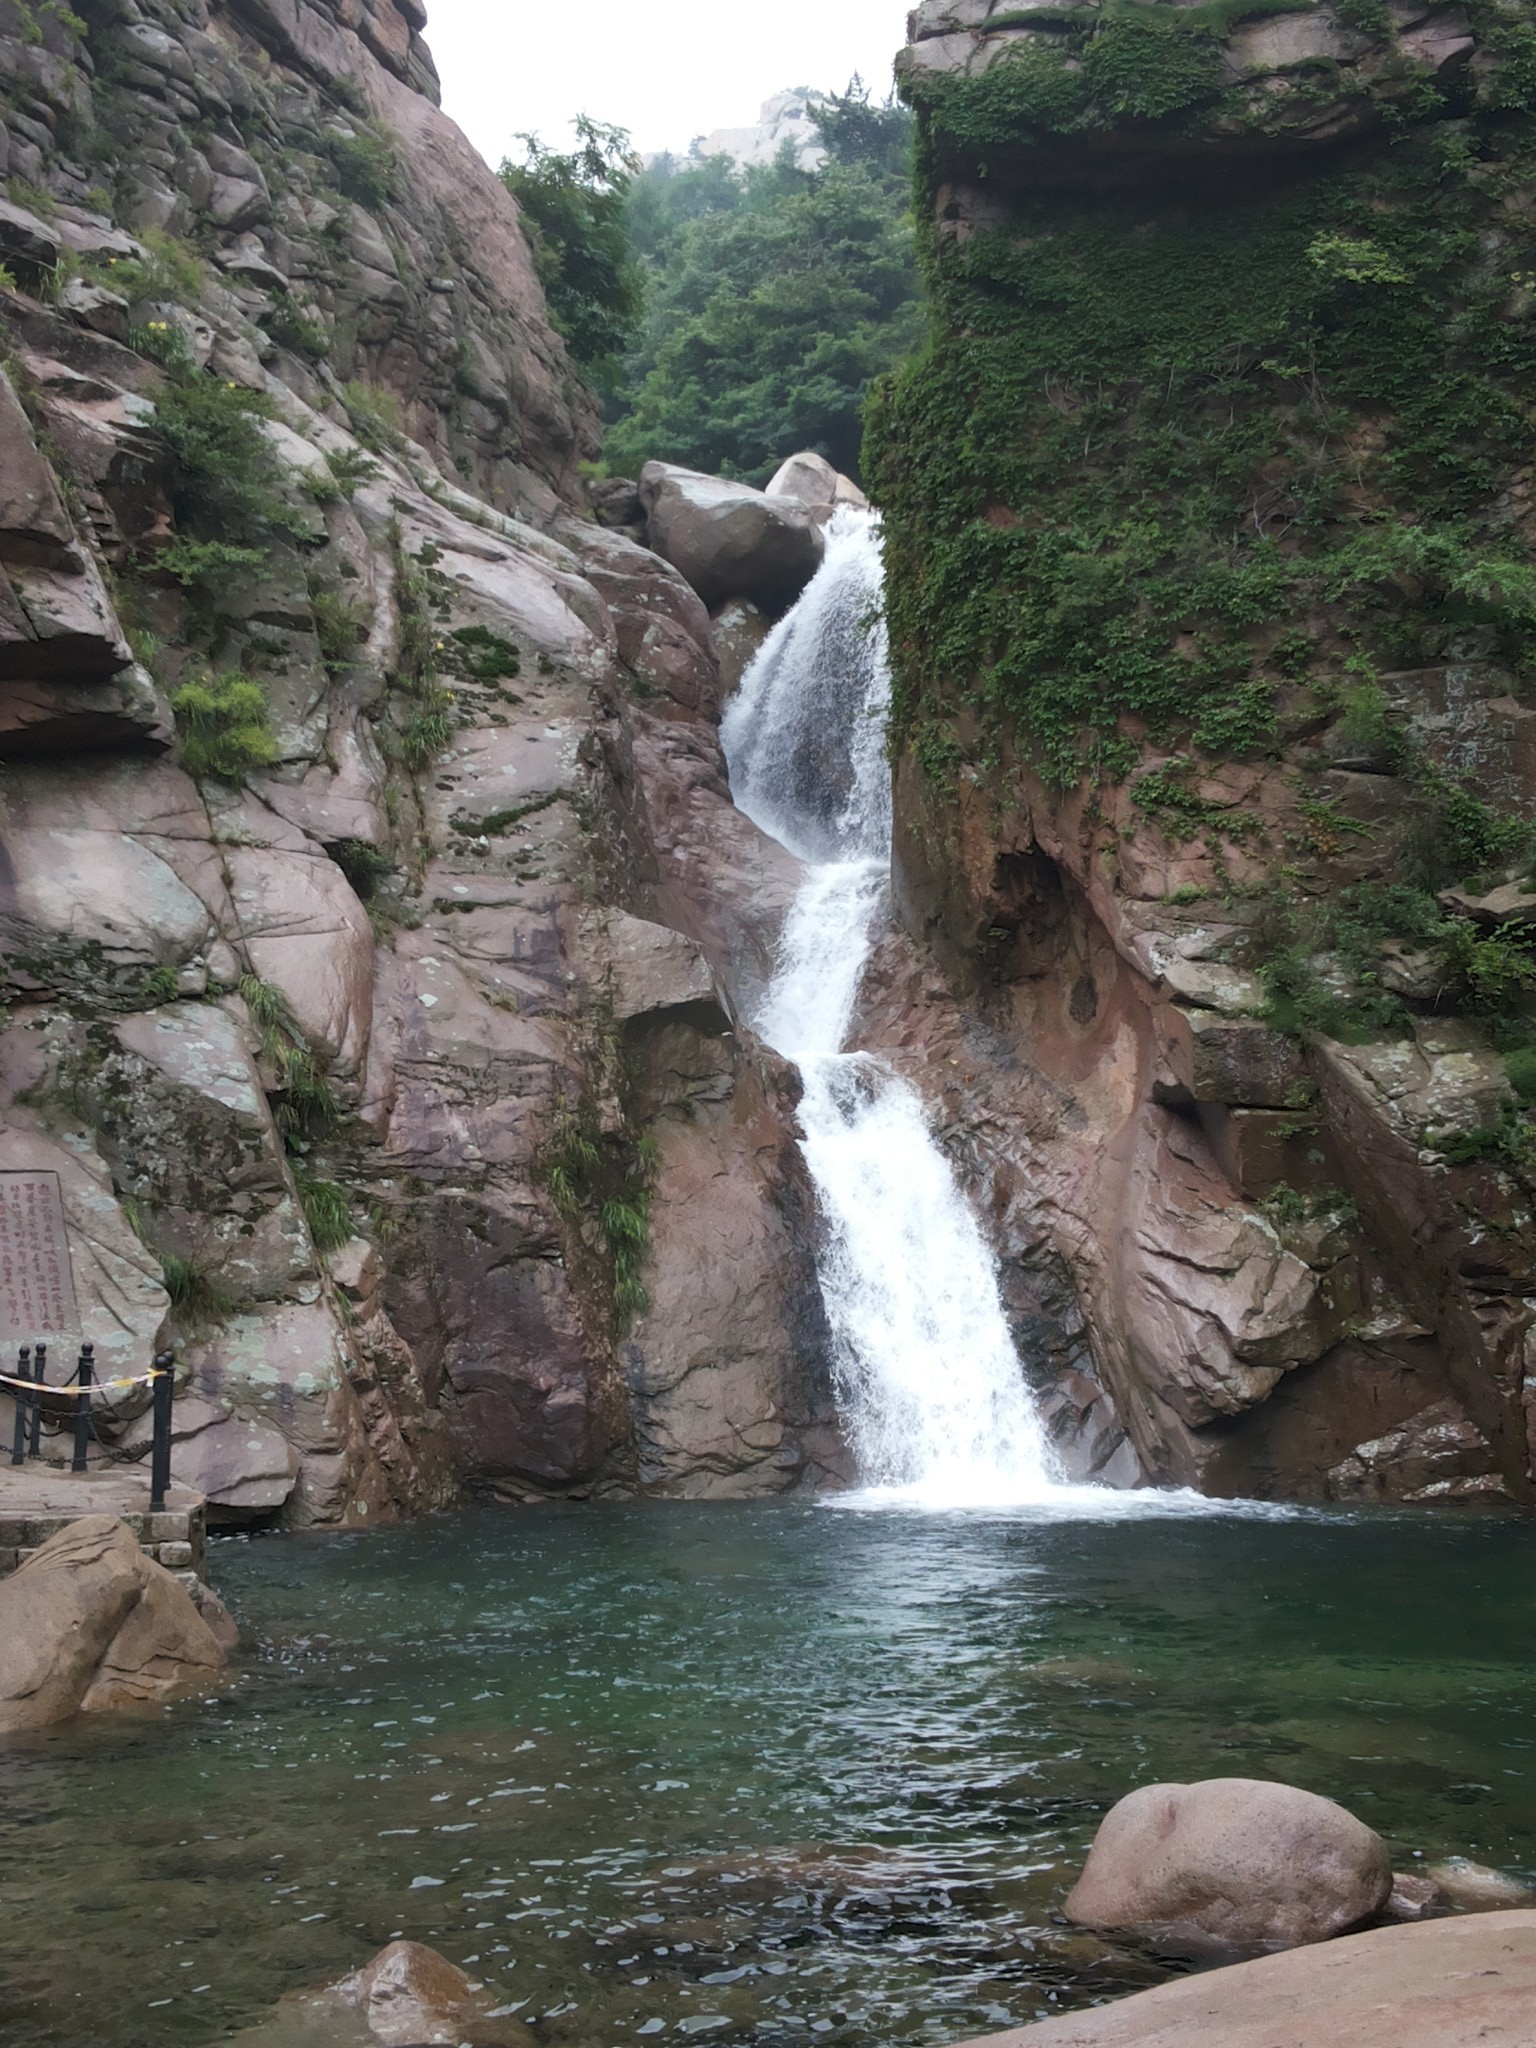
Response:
0,1369,171,1398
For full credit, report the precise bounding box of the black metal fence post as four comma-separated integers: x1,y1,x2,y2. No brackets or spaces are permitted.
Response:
10,1346,30,1467
149,1351,174,1512
27,1342,45,1458
72,1343,94,1475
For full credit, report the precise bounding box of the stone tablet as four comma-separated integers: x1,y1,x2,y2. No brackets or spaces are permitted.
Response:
0,1170,80,1343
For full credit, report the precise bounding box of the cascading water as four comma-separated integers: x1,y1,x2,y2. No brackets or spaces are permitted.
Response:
722,511,1064,1508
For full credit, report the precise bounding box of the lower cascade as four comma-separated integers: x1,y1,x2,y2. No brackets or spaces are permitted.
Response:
723,513,1064,1507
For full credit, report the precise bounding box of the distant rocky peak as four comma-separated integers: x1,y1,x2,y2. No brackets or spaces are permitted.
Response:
661,89,828,172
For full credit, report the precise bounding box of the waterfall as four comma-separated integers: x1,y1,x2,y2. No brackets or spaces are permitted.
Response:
722,512,1064,1508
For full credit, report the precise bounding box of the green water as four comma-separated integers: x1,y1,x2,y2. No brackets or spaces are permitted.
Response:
1,1501,1534,2048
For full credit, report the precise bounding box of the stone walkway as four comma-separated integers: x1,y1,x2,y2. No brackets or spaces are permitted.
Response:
0,1465,207,1579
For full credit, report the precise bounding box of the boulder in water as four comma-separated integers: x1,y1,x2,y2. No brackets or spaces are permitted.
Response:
945,1910,1536,2047
230,1939,535,2047
1063,1777,1393,1949
0,1515,227,1733
1424,1858,1535,1911
640,461,824,613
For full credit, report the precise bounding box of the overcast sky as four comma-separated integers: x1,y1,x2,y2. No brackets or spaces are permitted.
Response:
424,0,909,167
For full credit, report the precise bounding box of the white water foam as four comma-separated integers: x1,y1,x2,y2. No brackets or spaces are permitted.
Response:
724,509,1298,1520
724,512,1063,1509
722,512,1312,1522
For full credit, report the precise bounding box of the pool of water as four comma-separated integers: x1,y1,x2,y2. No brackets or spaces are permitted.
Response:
2,1500,1534,2048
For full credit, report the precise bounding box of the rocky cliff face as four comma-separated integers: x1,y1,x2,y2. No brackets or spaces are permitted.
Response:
867,0,1536,1499
0,0,840,1521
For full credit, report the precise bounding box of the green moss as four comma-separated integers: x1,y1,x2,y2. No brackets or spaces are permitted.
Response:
868,10,1536,787
444,624,521,684
905,0,1340,154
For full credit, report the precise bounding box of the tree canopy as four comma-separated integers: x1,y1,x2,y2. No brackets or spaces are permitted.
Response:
604,83,920,485
499,116,645,385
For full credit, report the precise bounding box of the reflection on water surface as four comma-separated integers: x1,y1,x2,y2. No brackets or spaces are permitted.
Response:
1,1501,1533,2048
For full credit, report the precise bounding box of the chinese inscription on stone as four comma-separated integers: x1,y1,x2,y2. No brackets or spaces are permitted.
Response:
0,1172,80,1342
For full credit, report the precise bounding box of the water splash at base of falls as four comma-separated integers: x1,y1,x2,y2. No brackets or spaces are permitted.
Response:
724,512,1068,1509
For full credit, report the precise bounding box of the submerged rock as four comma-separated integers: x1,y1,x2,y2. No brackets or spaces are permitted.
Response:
1424,1859,1536,1912
231,1939,535,2047
948,1910,1536,2047
0,1515,226,1734
1063,1778,1393,1951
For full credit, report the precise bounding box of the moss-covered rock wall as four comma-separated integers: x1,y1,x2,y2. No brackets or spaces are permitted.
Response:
865,0,1536,1499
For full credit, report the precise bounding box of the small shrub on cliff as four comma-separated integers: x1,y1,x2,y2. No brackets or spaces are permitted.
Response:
1430,1102,1536,1171
322,122,398,210
1416,779,1536,888
170,672,278,783
328,838,396,900
1307,232,1410,288
157,538,266,594
308,581,373,674
239,974,341,1142
94,228,206,307
395,706,457,768
381,523,459,770
321,445,382,498
297,1175,354,1254
544,1111,658,1330
1436,920,1536,1012
159,1252,242,1330
264,290,331,360
341,379,405,454
151,369,309,567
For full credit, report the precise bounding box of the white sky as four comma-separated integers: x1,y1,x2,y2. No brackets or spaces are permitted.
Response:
424,0,910,167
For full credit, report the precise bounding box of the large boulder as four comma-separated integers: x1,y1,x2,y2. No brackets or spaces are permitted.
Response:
765,449,868,516
947,1911,1536,2048
1063,1778,1393,1950
0,1516,226,1734
639,461,825,613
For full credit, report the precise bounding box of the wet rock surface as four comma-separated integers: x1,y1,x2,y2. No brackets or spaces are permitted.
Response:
0,0,839,1515
949,1911,1536,2048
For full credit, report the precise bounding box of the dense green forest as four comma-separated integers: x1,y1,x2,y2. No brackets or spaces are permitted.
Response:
501,86,921,485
